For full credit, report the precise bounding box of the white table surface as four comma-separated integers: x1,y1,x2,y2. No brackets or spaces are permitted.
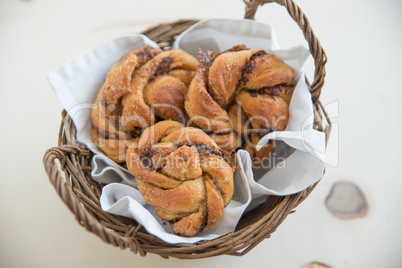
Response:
1,0,401,267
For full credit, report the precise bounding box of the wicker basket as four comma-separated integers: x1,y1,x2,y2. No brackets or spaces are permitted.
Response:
43,0,330,259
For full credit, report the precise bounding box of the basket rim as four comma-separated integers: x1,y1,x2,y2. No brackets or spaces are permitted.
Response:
43,0,329,259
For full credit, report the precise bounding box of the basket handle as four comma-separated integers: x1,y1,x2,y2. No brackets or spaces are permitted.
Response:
243,0,327,103
43,145,86,214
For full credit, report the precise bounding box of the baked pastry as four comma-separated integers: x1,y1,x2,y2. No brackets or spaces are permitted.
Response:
185,45,295,166
121,48,199,132
91,45,162,163
228,85,294,166
91,45,198,163
126,120,234,236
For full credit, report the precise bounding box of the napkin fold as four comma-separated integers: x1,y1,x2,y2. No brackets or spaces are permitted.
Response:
47,18,326,244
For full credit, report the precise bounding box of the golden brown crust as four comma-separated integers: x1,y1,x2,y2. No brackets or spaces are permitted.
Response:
230,86,294,166
241,53,294,90
185,46,295,166
91,128,137,163
162,146,203,180
235,90,290,132
102,46,161,116
91,46,161,162
168,69,195,86
207,49,259,107
208,132,241,156
126,121,234,236
185,66,230,133
121,49,198,132
143,76,187,122
91,46,198,163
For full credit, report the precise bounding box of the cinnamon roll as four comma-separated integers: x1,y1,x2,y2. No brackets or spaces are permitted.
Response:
91,46,198,163
126,121,234,236
185,45,295,166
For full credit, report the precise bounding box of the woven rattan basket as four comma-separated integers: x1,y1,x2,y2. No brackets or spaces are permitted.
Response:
43,0,330,259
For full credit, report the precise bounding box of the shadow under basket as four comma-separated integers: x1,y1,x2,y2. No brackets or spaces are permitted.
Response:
43,0,331,259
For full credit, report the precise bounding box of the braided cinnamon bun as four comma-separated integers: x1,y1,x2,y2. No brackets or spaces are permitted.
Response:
126,120,234,236
91,45,199,163
185,45,295,166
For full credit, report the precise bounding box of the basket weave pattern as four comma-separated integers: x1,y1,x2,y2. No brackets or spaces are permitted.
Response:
43,0,329,259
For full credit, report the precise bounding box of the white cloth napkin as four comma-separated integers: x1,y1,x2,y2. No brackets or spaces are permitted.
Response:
47,18,326,244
